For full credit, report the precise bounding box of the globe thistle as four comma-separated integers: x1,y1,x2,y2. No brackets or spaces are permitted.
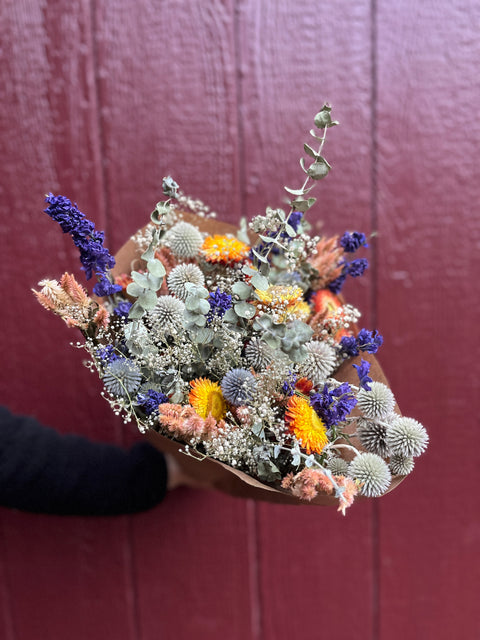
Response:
357,381,395,419
148,295,185,332
300,340,337,385
165,221,203,258
167,263,205,301
386,417,429,457
221,369,256,406
356,418,389,457
103,358,142,397
326,456,349,476
389,454,415,476
349,452,392,497
244,338,274,371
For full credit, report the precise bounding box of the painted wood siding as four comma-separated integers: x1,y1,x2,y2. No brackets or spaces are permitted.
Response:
1,1,478,638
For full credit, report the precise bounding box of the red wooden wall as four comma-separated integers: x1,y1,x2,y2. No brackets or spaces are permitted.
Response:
1,1,478,638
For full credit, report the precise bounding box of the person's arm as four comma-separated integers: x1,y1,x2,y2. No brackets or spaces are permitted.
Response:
0,406,168,516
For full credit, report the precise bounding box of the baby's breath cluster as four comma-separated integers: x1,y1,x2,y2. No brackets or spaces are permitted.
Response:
35,105,428,515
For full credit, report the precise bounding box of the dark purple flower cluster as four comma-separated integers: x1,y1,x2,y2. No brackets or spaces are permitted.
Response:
288,211,303,232
340,329,383,357
352,359,373,390
137,389,169,415
113,300,133,318
310,383,357,428
95,344,119,364
281,371,298,396
328,257,369,293
44,193,121,296
207,288,232,323
340,231,368,253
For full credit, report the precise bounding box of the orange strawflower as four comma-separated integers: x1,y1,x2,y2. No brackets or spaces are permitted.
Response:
285,395,328,454
189,378,227,420
202,235,250,264
312,289,342,316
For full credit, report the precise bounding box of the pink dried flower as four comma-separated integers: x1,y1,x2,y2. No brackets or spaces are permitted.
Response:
93,306,110,328
335,475,359,515
60,273,90,305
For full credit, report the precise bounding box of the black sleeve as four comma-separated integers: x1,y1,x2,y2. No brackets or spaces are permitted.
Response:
0,406,168,516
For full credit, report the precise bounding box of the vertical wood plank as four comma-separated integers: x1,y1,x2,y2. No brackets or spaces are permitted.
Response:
376,2,480,638
93,1,253,638
237,2,376,638
0,1,139,638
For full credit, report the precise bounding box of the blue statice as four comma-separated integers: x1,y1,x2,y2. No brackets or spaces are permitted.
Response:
44,194,120,294
328,258,369,294
206,288,232,323
288,211,303,231
137,389,169,415
357,328,383,354
353,359,373,390
310,383,357,428
340,231,368,253
340,329,383,357
347,258,368,278
339,335,359,357
282,371,298,396
328,270,347,294
96,344,119,364
113,300,133,318
93,276,122,297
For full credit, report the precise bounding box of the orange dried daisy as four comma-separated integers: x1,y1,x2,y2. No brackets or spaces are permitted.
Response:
202,235,250,264
285,395,328,455
189,378,227,420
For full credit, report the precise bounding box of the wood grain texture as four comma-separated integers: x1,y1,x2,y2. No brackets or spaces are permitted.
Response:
237,2,376,638
376,2,480,638
0,2,139,639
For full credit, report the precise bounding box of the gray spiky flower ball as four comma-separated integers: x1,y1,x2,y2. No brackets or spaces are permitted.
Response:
357,381,395,419
244,338,274,371
300,340,337,385
349,452,392,497
386,417,429,457
149,295,185,331
167,263,205,301
389,454,415,476
165,221,203,258
221,368,256,406
327,456,349,476
103,358,142,397
357,418,389,457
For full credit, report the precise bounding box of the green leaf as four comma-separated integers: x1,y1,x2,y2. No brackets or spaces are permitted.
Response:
185,296,200,312
284,186,306,196
126,282,145,297
137,289,158,310
232,281,252,299
128,302,145,319
251,422,264,437
251,248,268,264
193,328,214,344
258,234,275,243
147,259,166,278
284,223,297,237
197,299,210,315
131,271,151,289
223,308,238,323
242,265,258,276
303,143,317,159
234,301,256,319
250,273,269,291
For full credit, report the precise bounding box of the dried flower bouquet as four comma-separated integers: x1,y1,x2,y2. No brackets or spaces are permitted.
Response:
34,105,428,513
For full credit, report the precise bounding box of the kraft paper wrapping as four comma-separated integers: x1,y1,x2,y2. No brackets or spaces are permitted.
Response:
111,211,404,506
